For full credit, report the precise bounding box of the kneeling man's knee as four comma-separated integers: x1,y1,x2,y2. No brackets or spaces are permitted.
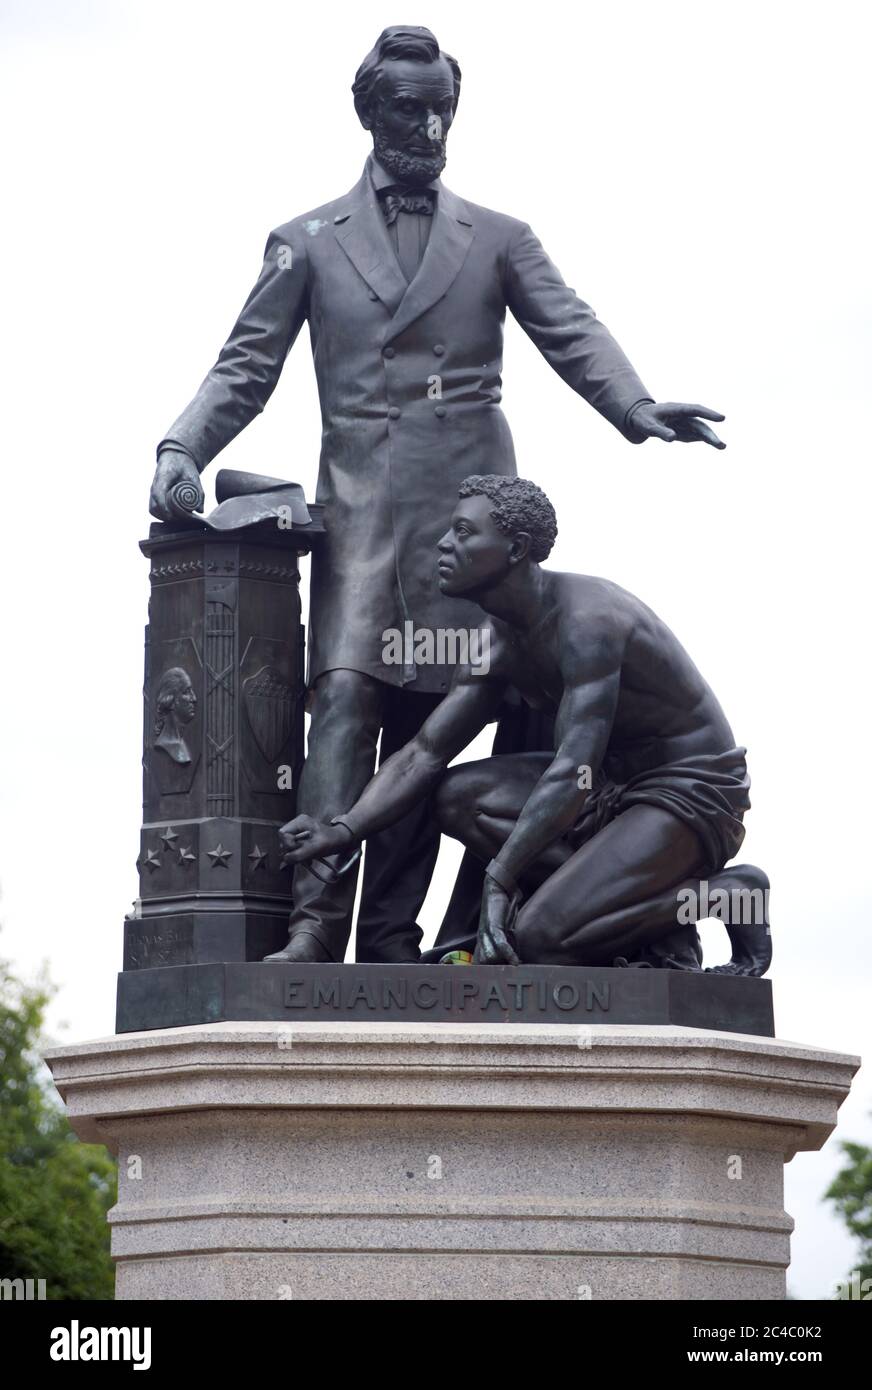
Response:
516,900,579,965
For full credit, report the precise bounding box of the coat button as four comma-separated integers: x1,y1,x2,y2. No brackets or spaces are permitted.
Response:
433,344,445,355
383,347,395,358
434,406,447,418
368,290,379,300
388,407,401,420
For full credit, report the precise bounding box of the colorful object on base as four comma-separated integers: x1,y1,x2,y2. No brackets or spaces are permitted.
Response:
439,950,474,965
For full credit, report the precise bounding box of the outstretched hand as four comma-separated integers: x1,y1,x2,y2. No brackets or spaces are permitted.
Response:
630,402,726,449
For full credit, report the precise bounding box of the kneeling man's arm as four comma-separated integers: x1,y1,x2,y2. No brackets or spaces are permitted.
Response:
489,639,622,893
280,669,505,864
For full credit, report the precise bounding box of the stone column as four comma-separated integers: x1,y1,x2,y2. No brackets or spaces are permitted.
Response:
122,517,321,1011
46,1022,859,1301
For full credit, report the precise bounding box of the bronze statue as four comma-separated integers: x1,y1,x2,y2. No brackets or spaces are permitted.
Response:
280,477,770,977
149,26,727,967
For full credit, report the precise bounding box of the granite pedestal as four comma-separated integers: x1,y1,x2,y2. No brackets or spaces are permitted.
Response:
45,1021,858,1301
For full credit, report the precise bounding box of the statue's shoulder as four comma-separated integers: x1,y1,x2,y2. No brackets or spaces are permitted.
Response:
265,177,366,249
558,572,640,637
267,195,347,247
442,187,530,241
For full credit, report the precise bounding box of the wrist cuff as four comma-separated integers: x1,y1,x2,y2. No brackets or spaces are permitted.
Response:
157,439,202,470
624,397,655,444
486,858,519,898
330,814,361,844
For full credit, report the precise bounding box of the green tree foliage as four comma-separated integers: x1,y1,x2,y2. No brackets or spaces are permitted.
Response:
0,956,116,1299
826,1126,872,1292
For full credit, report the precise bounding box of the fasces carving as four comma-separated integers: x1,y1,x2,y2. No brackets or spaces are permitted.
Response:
205,601,235,816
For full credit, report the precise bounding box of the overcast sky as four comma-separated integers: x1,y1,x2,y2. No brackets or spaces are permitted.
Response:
0,0,869,1300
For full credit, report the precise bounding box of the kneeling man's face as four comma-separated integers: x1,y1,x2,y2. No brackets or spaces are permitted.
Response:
437,495,512,596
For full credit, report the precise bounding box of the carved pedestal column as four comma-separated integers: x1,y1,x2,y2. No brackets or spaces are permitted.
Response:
120,518,322,1025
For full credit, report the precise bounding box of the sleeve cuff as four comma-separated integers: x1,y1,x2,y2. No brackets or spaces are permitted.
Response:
156,439,202,469
623,398,655,444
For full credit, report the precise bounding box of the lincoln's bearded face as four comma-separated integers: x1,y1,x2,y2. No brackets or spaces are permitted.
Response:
372,107,447,185
368,57,455,187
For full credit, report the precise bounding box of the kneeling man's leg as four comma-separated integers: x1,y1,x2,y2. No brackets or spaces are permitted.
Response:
516,804,706,966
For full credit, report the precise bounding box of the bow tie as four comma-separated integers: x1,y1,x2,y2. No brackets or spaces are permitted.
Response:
377,187,436,225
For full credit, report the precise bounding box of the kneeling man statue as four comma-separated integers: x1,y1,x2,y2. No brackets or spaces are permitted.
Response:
280,476,770,976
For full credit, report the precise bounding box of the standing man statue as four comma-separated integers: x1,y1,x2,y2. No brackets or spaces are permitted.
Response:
149,25,727,966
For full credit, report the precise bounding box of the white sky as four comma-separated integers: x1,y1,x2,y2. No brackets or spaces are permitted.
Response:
0,0,869,1301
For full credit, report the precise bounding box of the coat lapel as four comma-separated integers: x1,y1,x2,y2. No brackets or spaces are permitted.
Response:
384,185,475,345
333,170,407,316
334,167,476,341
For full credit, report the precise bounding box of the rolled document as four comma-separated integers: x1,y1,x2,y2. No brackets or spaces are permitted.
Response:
167,478,205,517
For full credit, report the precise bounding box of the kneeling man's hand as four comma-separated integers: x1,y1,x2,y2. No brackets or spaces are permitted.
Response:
474,877,521,966
279,814,352,866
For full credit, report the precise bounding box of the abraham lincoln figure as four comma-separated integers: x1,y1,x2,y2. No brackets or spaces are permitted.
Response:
149,26,726,965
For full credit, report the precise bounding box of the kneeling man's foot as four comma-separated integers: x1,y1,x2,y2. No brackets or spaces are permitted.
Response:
704,865,772,977
263,932,333,964
707,919,772,976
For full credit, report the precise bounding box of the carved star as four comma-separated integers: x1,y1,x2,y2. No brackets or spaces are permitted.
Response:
140,848,161,874
178,846,196,867
159,826,179,851
248,845,268,870
207,843,232,868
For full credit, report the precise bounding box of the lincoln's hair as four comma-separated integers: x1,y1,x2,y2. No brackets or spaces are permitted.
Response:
352,26,461,118
458,476,558,563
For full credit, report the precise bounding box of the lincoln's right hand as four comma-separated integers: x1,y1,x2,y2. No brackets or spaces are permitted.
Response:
149,449,205,521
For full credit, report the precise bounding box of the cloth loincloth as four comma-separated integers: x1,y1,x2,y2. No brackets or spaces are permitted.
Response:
569,747,750,876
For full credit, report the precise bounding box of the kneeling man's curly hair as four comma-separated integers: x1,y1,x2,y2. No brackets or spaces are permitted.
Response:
458,475,558,562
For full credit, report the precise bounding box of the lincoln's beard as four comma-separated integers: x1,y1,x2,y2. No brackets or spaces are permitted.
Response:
372,117,447,186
